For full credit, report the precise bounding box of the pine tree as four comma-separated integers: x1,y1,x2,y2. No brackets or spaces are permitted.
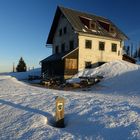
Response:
133,49,138,58
138,48,140,60
130,43,134,57
16,57,27,72
126,46,130,56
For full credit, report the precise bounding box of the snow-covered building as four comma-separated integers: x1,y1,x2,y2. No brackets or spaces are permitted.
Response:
41,6,131,79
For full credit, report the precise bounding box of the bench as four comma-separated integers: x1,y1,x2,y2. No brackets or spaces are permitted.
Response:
79,75,103,86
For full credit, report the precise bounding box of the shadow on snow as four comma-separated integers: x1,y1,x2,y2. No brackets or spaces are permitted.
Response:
0,99,55,126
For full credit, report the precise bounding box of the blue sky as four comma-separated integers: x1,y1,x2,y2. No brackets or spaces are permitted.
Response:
0,0,140,72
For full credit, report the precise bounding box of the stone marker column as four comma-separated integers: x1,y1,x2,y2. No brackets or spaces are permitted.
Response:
55,96,65,128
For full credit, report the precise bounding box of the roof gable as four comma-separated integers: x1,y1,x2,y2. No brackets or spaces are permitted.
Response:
47,7,62,44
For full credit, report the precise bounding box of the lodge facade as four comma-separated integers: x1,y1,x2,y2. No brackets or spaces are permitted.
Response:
41,6,134,79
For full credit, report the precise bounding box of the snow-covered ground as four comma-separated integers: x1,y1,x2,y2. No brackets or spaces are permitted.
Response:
0,60,140,140
8,68,41,80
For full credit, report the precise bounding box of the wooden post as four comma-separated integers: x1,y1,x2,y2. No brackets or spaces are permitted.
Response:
55,96,65,128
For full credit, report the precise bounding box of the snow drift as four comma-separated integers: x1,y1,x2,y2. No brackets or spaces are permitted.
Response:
8,68,41,80
68,60,140,93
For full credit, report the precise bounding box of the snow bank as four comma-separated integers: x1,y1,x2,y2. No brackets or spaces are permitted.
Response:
68,60,139,82
68,60,140,93
8,68,41,80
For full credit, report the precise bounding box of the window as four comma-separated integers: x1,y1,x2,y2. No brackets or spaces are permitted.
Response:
90,22,96,29
61,43,65,52
85,61,92,68
85,40,92,49
64,27,67,34
79,16,91,28
69,40,74,50
98,20,110,32
79,16,96,30
59,29,62,36
65,59,77,69
110,27,115,33
55,46,59,54
99,42,105,51
112,43,117,52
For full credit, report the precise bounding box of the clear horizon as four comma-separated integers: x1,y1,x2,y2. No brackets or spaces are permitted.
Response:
0,0,140,72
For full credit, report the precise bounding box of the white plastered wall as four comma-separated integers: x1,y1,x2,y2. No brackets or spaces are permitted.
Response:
52,14,78,54
78,33,123,71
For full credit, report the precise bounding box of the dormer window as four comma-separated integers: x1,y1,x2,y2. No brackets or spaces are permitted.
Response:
98,20,110,32
90,22,96,30
79,16,91,28
79,16,96,30
110,26,115,33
